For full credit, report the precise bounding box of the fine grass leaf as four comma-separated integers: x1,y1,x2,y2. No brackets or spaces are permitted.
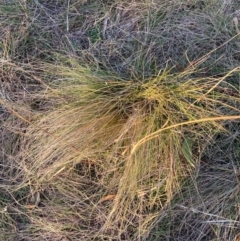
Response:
181,137,194,167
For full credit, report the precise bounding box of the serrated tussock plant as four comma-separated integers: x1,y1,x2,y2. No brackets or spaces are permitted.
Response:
19,58,240,239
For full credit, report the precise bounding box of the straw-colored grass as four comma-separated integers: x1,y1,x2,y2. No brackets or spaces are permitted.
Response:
6,57,238,240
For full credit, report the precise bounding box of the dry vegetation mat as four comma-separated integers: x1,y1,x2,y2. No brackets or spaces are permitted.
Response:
1,0,240,240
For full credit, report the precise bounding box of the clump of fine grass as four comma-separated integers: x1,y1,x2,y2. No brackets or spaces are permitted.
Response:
11,55,240,240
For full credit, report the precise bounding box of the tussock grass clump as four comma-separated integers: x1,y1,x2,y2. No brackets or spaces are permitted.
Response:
15,58,240,240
